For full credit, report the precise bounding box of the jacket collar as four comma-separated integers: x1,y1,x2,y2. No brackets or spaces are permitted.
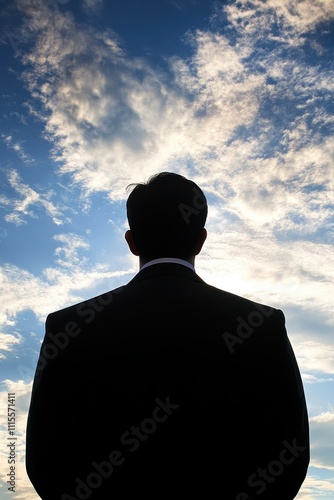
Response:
127,262,206,285
140,257,195,272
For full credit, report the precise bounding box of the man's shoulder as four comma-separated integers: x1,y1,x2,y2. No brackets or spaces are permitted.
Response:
203,281,282,318
46,284,126,325
46,273,283,331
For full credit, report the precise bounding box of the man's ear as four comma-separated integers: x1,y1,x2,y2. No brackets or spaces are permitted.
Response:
125,230,140,256
194,228,207,255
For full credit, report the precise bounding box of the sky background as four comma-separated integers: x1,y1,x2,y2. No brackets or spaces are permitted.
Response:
0,0,333,498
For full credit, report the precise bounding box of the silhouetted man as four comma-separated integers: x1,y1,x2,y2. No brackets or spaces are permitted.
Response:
26,172,309,499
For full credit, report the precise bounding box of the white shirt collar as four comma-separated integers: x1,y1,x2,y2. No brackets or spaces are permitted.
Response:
140,257,195,272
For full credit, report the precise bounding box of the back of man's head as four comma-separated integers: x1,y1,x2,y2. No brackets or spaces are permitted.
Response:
126,172,207,260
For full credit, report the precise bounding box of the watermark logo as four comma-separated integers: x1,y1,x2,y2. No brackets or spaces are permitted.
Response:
36,286,124,372
236,437,307,499
222,304,274,354
178,187,207,224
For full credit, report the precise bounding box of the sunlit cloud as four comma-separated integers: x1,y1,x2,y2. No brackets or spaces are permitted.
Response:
225,0,334,41
298,475,334,499
311,411,334,424
309,411,334,471
292,342,334,376
0,260,132,335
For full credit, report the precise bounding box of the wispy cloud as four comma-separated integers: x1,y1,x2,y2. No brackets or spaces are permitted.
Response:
302,374,334,384
1,168,64,225
82,0,104,14
2,134,34,165
53,233,90,268
224,0,334,42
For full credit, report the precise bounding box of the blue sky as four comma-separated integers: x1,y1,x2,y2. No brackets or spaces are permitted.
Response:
0,0,334,498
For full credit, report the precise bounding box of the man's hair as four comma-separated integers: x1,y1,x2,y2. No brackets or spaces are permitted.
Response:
126,172,208,260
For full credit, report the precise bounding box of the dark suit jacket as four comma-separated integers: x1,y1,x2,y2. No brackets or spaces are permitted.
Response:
26,263,309,499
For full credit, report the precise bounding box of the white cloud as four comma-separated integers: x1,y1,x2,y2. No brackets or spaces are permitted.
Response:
292,341,334,375
1,169,64,226
0,333,22,360
53,233,90,268
12,1,332,250
0,258,133,343
298,476,334,499
310,411,334,424
225,0,334,42
302,374,334,384
198,224,334,314
0,379,35,500
0,264,49,328
16,1,264,199
309,411,334,471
